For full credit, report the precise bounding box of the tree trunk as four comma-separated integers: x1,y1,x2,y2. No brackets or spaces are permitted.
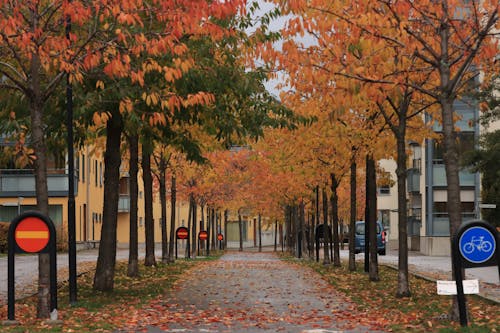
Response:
186,197,193,258
331,173,341,267
396,119,411,297
442,98,463,320
30,68,51,318
94,111,123,291
127,134,139,277
158,155,168,263
191,195,197,257
238,211,243,251
167,174,176,263
211,208,216,251
322,188,331,265
258,213,262,252
349,156,357,271
224,209,228,250
274,220,278,252
142,147,156,266
199,204,205,252
367,155,379,281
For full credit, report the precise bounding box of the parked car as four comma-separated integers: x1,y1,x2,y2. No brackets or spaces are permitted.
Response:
354,220,386,255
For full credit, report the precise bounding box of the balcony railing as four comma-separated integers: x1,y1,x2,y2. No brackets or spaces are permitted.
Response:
0,169,77,197
118,194,130,213
431,213,478,236
432,164,476,187
407,168,420,193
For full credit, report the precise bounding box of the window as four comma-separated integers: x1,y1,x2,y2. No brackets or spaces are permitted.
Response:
378,210,390,230
139,217,143,228
0,205,62,225
433,132,475,163
76,155,80,181
99,162,103,187
94,160,98,186
378,186,390,195
82,154,85,182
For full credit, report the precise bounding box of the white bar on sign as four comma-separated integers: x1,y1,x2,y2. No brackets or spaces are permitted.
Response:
437,280,480,295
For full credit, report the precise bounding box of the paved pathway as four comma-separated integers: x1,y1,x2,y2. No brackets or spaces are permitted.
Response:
115,251,386,333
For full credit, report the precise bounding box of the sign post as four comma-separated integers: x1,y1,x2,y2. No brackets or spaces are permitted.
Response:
452,220,499,327
198,231,208,256
6,211,57,322
217,233,224,250
175,226,189,259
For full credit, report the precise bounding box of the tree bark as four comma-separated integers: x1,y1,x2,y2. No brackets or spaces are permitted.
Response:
93,111,123,291
167,174,176,263
158,155,168,263
191,195,197,257
367,155,379,281
395,115,411,297
322,188,331,265
331,173,341,267
31,82,51,318
142,147,156,266
211,208,216,251
349,156,357,271
238,211,243,251
127,134,139,277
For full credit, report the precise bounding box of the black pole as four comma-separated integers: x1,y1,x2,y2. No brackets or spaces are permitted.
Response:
49,220,58,313
364,155,370,273
7,231,15,320
66,6,77,304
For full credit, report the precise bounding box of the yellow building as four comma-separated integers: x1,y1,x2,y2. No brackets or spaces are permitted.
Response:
0,146,193,250
0,145,280,250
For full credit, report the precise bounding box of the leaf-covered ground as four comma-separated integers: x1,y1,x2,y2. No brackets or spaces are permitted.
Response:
0,251,498,333
297,256,499,333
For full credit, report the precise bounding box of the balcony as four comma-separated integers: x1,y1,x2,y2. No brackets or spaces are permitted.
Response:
407,168,420,193
431,213,478,236
432,164,476,187
118,194,130,213
0,169,78,197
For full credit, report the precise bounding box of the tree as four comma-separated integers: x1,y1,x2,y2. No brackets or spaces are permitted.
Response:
0,0,129,316
463,130,500,227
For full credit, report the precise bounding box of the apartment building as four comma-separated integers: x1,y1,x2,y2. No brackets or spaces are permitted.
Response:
377,97,488,256
0,144,195,249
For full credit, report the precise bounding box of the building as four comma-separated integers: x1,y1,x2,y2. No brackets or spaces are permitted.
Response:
378,98,484,256
0,144,195,250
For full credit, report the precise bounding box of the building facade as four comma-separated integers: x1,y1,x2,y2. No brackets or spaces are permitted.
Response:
378,98,483,256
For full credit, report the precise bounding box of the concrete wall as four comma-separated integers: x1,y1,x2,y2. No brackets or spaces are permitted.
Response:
420,236,451,256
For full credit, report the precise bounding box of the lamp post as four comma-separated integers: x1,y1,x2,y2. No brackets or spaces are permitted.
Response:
66,7,77,304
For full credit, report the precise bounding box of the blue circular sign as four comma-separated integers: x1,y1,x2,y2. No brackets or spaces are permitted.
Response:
459,226,496,264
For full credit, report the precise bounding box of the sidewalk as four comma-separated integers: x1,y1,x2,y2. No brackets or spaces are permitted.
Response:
339,249,499,303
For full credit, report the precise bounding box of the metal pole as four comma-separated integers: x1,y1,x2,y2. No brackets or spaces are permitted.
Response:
66,8,77,304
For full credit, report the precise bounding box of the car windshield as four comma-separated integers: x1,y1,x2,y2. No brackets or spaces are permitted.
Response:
355,223,381,235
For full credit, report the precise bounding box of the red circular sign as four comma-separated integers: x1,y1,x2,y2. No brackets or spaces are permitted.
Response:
198,231,208,240
176,227,189,240
217,233,224,241
15,217,50,253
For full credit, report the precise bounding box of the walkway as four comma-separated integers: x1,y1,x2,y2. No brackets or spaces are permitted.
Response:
115,251,386,333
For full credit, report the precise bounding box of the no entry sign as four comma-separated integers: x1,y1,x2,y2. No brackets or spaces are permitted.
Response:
14,217,50,253
199,230,208,240
217,233,224,241
7,211,57,321
176,226,189,240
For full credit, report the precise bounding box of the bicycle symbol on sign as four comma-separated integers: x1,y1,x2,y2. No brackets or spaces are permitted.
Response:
461,236,493,254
